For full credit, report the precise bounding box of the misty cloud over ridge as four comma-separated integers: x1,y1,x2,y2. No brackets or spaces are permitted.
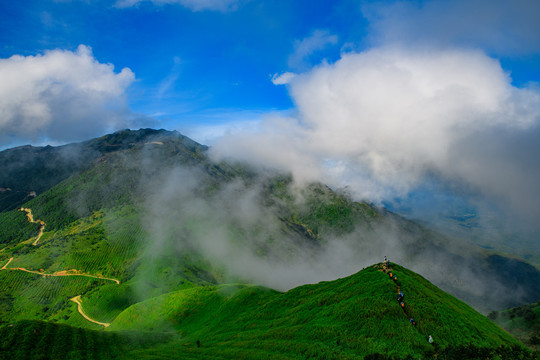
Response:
212,46,540,227
136,161,535,310
0,45,136,148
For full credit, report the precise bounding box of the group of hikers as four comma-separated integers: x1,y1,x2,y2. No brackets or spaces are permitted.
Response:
383,256,434,345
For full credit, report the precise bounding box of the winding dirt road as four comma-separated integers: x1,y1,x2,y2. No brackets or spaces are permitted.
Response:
20,208,46,245
0,263,120,284
70,295,110,327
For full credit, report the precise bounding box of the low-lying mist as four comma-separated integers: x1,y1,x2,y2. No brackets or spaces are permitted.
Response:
136,160,539,312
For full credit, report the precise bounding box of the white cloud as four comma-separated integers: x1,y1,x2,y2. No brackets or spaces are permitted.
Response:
363,0,540,56
288,30,338,70
212,46,540,223
115,0,240,12
271,72,296,85
0,45,135,147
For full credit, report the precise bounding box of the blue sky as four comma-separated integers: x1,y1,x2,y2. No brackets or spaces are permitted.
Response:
0,0,372,141
1,0,539,145
1,0,540,235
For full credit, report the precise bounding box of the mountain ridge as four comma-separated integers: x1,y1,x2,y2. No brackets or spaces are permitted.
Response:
0,128,538,358
1,263,535,359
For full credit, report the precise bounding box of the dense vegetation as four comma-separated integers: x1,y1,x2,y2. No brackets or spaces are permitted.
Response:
0,209,40,245
109,264,525,358
490,300,540,351
1,265,535,359
0,320,173,360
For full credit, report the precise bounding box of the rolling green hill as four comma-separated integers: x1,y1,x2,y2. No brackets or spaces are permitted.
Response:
0,264,535,359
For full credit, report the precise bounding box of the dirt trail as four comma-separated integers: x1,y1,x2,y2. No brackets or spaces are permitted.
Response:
378,262,434,347
0,260,120,284
4,207,121,328
20,208,46,245
1,257,13,270
70,295,110,327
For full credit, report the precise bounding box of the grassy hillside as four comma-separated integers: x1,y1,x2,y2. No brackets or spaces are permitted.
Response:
1,264,534,360
0,320,174,360
0,128,187,212
107,264,531,359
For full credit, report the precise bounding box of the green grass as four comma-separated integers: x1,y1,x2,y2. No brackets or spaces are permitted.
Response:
0,208,40,246
0,270,112,328
107,264,532,359
0,320,174,360
0,204,224,329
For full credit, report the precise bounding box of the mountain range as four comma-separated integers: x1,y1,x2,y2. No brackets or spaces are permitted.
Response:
0,128,538,359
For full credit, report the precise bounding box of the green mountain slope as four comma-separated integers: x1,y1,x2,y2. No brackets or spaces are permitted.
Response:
0,129,178,212
490,300,540,351
0,320,174,360
109,264,523,358
1,264,534,360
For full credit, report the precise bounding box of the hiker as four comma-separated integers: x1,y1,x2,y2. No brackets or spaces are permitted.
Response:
410,318,416,326
428,335,433,344
397,294,403,302
400,302,405,308
393,276,398,282
389,272,393,279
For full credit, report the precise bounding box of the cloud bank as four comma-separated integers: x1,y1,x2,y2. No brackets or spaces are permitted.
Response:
0,45,135,148
212,46,540,226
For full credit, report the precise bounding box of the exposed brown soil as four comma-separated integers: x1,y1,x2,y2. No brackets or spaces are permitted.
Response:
20,208,46,245
70,295,110,327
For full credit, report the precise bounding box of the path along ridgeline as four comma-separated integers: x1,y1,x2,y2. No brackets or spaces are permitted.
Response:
377,260,435,347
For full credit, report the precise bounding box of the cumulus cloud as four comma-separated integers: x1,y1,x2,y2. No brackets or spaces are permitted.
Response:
0,45,136,147
212,46,540,225
288,30,338,71
115,0,240,12
363,0,540,56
